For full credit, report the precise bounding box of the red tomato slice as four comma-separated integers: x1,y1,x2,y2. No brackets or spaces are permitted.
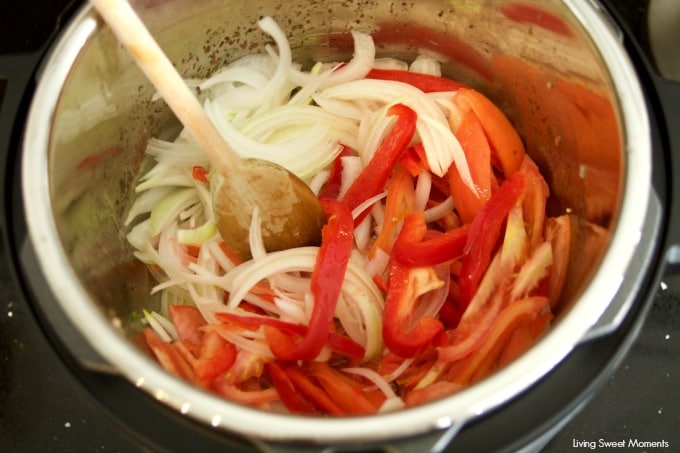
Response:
169,305,206,357
212,381,279,407
455,88,526,177
193,330,236,387
498,311,552,367
143,328,195,381
544,215,572,307
518,155,549,249
448,109,493,224
443,296,550,384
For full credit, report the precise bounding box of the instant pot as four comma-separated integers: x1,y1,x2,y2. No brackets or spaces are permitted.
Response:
1,0,678,451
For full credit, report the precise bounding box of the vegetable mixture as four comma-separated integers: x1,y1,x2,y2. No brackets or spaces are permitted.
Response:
127,16,570,415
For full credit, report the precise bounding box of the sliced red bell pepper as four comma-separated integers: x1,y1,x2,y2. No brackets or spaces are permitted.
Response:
455,88,526,177
265,362,318,414
369,166,415,257
366,68,467,93
392,211,470,267
398,145,426,176
256,198,354,361
319,145,353,199
307,362,380,415
283,364,345,415
382,262,445,358
192,165,209,183
458,171,526,305
341,103,417,222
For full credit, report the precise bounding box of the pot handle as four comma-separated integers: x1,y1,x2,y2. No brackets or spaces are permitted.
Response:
653,74,680,271
255,421,465,453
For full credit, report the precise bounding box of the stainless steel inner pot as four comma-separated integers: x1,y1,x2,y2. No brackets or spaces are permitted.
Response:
21,0,651,448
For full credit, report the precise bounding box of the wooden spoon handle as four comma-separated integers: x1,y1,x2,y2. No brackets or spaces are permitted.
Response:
89,0,240,174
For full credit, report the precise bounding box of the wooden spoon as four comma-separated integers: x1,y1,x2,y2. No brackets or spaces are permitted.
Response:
89,0,325,258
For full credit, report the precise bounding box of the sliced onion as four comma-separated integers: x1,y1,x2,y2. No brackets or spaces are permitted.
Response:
143,309,174,343
289,30,375,90
424,196,455,223
409,55,442,76
342,367,399,399
338,155,363,199
414,170,432,212
316,79,475,190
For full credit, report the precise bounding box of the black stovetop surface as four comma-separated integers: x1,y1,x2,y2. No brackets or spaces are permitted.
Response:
1,1,678,451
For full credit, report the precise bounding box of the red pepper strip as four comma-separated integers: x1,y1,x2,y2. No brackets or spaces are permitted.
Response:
392,211,470,267
215,312,365,360
341,103,417,223
398,146,425,177
366,68,467,93
284,365,345,416
382,262,445,358
261,199,354,361
192,165,209,183
319,145,353,199
307,362,379,415
368,166,415,258
458,172,526,306
265,362,318,414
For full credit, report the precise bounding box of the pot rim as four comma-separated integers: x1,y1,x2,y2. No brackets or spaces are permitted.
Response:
21,0,651,444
